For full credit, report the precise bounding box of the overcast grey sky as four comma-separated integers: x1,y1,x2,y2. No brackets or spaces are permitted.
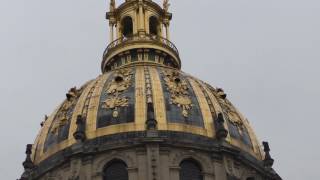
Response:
0,0,319,179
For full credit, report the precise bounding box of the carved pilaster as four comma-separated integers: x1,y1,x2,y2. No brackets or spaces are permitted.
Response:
146,144,160,180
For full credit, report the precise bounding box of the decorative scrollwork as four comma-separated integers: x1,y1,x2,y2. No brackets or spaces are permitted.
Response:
102,68,132,117
163,70,193,117
106,68,132,94
51,87,82,134
215,88,243,127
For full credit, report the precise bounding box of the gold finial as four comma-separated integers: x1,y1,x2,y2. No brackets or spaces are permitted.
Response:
110,0,116,12
163,0,170,12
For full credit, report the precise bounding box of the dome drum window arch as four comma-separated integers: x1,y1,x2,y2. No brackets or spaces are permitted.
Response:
103,159,129,180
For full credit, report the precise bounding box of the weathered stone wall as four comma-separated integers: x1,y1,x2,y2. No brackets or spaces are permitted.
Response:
36,145,265,180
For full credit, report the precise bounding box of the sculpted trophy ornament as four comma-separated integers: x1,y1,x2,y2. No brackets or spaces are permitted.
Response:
51,87,81,134
102,68,133,117
163,69,193,117
215,88,244,127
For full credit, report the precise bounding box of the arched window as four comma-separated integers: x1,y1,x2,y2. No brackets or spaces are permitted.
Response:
149,16,159,36
179,159,203,180
121,16,133,37
103,159,128,180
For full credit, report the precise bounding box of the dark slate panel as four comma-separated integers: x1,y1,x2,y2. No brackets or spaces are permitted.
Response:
158,68,204,127
241,128,253,148
43,132,57,152
43,99,77,152
97,68,136,128
227,120,253,148
131,50,137,62
149,50,155,61
227,121,241,139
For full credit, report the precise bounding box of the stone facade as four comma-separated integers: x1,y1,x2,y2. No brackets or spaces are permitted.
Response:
25,132,280,180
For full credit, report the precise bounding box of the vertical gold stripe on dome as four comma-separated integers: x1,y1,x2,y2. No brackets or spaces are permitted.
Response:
67,80,97,145
31,130,42,162
135,66,146,131
35,103,63,164
86,74,110,139
201,83,232,142
188,78,213,137
148,66,167,130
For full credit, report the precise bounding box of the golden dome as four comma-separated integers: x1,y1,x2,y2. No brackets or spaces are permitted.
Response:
21,2,279,179
32,65,263,164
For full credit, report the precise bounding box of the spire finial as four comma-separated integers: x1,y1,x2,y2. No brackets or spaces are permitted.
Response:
163,0,170,12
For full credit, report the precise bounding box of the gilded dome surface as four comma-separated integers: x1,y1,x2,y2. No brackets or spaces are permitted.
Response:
32,65,263,164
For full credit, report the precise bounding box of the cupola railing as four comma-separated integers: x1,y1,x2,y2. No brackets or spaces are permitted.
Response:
103,34,180,59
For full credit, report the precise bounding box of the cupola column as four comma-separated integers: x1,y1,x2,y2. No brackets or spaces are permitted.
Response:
138,0,146,35
163,0,172,40
107,0,116,42
164,23,170,40
109,23,114,42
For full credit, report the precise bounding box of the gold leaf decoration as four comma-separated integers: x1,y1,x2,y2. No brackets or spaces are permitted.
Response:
214,88,243,127
102,68,132,117
163,69,193,117
51,87,81,134
102,97,129,117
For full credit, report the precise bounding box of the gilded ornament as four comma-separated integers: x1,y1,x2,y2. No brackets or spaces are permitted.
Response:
214,88,243,127
102,97,129,117
51,87,81,134
163,70,193,117
106,69,132,94
102,68,132,117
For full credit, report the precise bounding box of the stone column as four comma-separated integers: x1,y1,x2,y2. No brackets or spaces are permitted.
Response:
138,1,145,35
213,159,227,180
159,148,170,180
116,21,121,39
165,24,170,40
128,167,139,180
109,23,114,42
146,144,161,180
137,148,148,180
81,156,94,180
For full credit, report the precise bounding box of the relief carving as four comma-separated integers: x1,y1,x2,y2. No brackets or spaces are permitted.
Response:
163,70,193,117
214,88,244,128
102,68,132,117
51,87,82,134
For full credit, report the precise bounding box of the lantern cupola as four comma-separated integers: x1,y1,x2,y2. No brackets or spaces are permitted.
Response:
102,0,179,73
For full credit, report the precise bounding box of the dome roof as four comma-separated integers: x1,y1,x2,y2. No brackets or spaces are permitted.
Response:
32,65,263,165
19,2,282,180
